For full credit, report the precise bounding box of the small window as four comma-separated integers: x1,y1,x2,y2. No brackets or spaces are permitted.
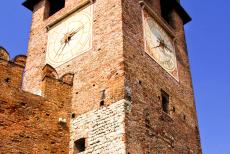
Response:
160,0,174,27
161,90,169,113
100,100,105,107
74,138,86,153
48,0,65,17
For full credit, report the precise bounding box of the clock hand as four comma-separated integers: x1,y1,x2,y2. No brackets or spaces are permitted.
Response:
163,44,173,53
69,26,84,38
54,43,65,57
154,38,173,53
54,43,67,59
153,40,164,49
62,26,84,43
54,25,84,59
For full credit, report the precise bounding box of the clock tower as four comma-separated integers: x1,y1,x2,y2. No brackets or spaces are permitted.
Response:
22,0,201,153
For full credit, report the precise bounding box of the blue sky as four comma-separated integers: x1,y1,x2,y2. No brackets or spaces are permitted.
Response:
183,0,230,153
0,1,229,153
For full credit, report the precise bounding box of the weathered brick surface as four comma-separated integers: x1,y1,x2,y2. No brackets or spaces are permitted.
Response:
122,0,201,153
0,58,72,153
70,99,128,154
0,0,201,153
23,0,125,116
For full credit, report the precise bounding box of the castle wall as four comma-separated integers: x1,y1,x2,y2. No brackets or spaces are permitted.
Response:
0,58,72,153
0,0,201,153
122,0,201,153
0,59,24,90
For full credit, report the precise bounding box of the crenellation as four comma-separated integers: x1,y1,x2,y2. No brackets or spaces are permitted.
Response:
0,0,201,153
60,73,75,85
13,55,27,67
0,46,10,61
42,64,59,79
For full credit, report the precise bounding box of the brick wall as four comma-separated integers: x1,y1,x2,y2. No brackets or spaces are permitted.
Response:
23,0,125,116
0,55,73,153
122,0,201,153
0,0,201,153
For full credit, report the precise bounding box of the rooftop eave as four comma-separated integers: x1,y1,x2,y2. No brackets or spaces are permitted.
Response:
173,0,192,24
22,0,191,24
22,0,41,11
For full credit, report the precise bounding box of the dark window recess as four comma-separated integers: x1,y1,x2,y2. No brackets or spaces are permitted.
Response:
71,113,76,119
48,0,65,17
161,90,169,113
4,78,10,83
100,100,105,107
172,107,176,112
160,0,174,27
74,138,86,153
145,118,151,128
144,109,151,128
183,114,186,120
101,90,106,100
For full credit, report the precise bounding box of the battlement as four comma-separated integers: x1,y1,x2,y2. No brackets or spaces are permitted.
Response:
0,47,74,153
0,0,201,153
0,47,27,90
0,46,27,67
0,46,74,96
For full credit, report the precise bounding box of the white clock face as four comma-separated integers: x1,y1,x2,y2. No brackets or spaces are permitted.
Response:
144,15,179,81
46,5,93,68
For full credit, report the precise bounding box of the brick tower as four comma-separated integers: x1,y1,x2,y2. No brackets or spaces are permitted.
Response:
14,0,201,153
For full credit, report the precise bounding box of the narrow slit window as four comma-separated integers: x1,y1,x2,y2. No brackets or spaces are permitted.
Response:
161,90,169,113
74,138,86,153
48,0,65,17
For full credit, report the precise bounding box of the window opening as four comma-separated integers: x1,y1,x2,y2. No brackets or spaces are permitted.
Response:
74,138,86,153
161,90,169,113
48,0,65,17
100,100,105,107
160,0,174,27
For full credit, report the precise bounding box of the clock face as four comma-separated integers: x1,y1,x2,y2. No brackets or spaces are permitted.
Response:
144,15,179,81
46,5,93,68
